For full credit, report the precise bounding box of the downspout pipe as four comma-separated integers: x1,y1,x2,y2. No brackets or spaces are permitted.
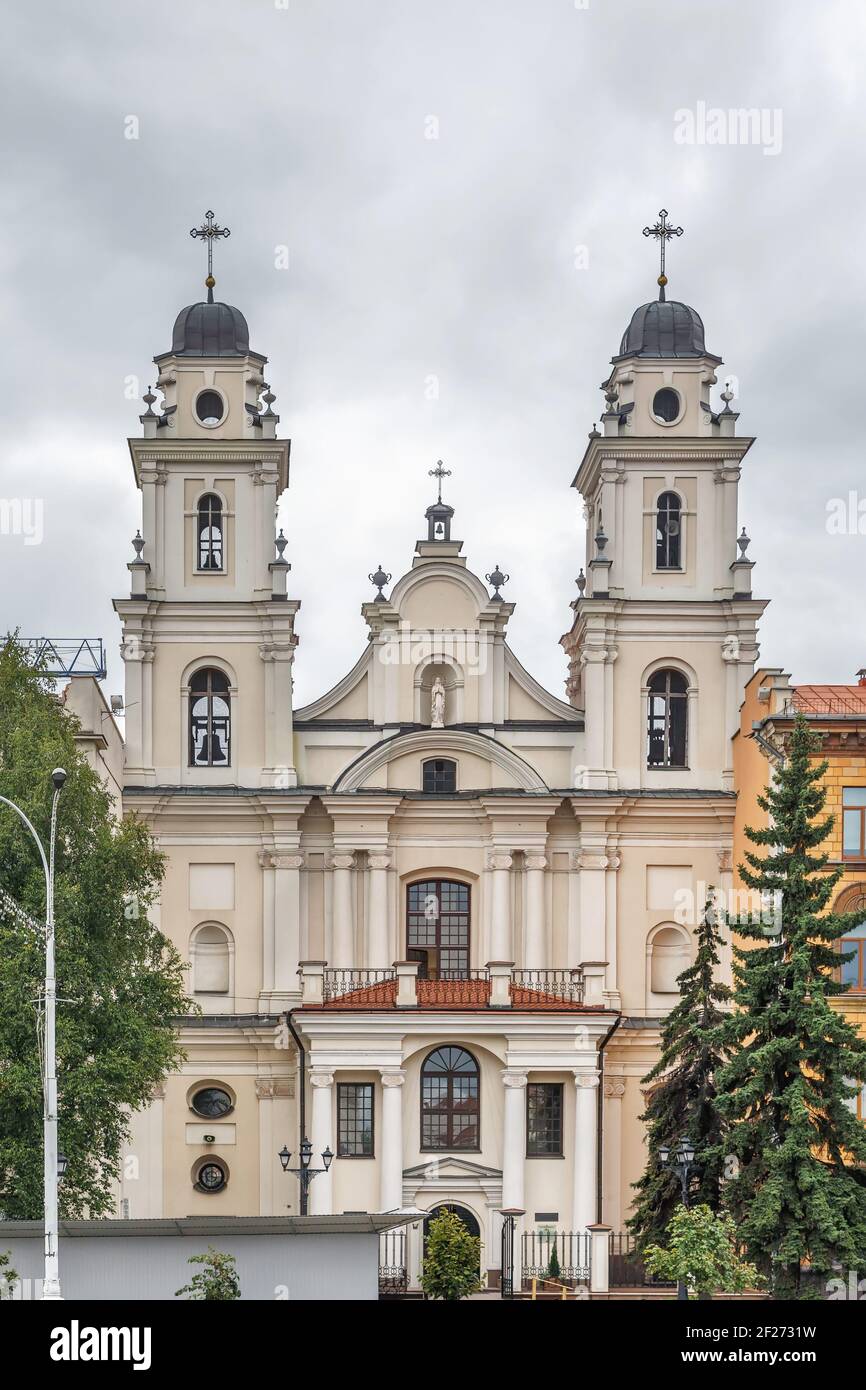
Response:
596,1013,622,1227
285,1012,307,1215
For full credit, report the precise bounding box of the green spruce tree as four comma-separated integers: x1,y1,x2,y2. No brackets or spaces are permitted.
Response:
628,891,731,1249
715,714,866,1297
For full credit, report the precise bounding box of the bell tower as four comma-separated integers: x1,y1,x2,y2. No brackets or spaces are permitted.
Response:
561,211,765,790
115,212,298,789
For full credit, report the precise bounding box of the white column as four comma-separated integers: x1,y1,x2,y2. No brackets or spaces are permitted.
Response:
489,852,513,960
121,637,145,772
380,1071,405,1211
502,1071,527,1211
330,853,355,965
407,1216,423,1291
260,644,297,788
147,1084,165,1218
567,850,581,965
309,1070,334,1215
259,852,276,995
367,853,391,967
602,1077,625,1230
581,648,607,772
256,1079,277,1216
273,854,303,998
141,646,154,774
573,1070,599,1231
523,854,547,968
576,848,607,962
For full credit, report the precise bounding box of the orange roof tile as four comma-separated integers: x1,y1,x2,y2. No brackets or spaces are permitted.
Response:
794,685,866,715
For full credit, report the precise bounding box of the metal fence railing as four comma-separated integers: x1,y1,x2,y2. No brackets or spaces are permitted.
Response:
512,969,585,1004
608,1233,677,1288
322,968,396,1001
378,1230,407,1295
521,1231,590,1286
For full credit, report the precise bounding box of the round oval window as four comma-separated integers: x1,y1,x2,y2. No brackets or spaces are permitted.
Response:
197,1161,227,1193
652,388,680,423
195,390,224,425
191,1086,233,1118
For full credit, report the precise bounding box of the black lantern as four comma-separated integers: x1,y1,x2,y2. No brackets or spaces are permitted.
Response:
57,1152,69,1180
277,1137,335,1215
657,1134,701,1302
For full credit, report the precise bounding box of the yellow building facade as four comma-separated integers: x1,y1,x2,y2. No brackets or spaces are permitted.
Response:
733,669,866,1117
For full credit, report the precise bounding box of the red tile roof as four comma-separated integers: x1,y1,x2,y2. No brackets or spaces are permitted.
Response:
793,685,866,715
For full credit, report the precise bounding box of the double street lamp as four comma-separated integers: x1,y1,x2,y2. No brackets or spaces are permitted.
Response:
659,1135,699,1302
277,1138,333,1214
0,767,66,1300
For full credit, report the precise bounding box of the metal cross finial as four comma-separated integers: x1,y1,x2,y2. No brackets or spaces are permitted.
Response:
642,208,683,301
428,459,451,503
190,210,231,301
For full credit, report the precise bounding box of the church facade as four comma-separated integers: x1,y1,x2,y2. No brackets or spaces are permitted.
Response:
112,229,765,1289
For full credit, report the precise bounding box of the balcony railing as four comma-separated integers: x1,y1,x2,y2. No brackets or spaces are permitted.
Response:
305,963,591,1009
431,968,490,982
511,969,585,1004
323,968,396,1002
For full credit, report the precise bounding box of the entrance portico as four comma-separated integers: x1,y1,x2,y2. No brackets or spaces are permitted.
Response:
293,970,616,1286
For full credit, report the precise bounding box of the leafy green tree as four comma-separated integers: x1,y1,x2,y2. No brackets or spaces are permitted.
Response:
0,636,191,1218
175,1246,241,1300
643,1204,761,1299
0,1250,17,1298
546,1240,561,1282
715,714,866,1297
420,1210,481,1301
629,892,731,1249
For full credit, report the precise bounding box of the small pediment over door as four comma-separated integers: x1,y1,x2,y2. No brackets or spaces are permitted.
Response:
403,1156,503,1182
402,1155,504,1212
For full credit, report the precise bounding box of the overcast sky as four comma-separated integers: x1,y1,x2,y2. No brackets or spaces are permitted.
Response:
1,0,865,708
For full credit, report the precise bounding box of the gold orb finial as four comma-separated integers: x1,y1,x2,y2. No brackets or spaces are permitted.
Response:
657,273,668,287
205,273,215,289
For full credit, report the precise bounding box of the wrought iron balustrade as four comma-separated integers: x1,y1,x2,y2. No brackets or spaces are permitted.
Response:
322,968,396,1001
521,1230,590,1287
433,968,490,981
511,968,585,1004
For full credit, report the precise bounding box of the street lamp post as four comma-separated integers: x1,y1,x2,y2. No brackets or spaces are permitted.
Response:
659,1135,698,1302
277,1137,333,1212
0,767,66,1300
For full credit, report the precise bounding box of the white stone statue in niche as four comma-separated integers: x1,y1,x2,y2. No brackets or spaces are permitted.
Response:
431,677,446,728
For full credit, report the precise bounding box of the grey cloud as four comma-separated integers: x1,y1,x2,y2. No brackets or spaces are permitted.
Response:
1,0,864,703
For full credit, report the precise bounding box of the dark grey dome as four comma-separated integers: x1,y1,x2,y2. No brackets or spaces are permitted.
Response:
617,299,711,359
171,300,250,356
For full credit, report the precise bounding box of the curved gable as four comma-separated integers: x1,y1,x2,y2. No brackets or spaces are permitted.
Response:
389,561,490,619
332,728,550,792
294,645,371,722
504,647,581,722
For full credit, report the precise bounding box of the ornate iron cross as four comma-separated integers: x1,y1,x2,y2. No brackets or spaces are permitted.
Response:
428,459,451,503
190,210,231,299
642,208,683,299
